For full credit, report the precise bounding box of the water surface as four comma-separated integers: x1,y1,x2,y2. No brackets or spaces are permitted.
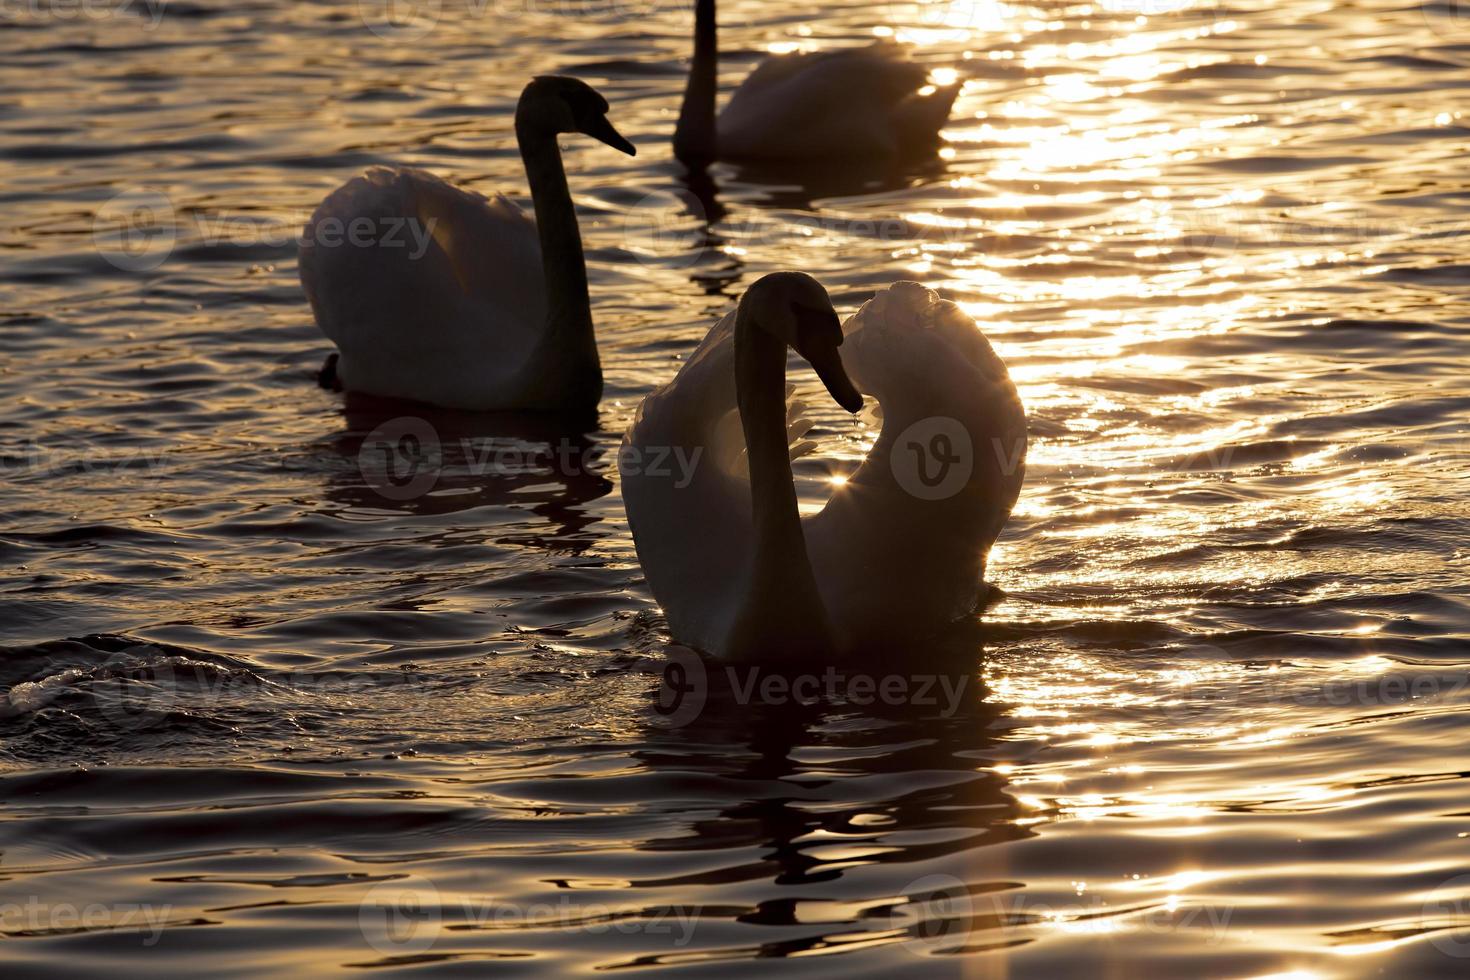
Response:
3,0,1470,975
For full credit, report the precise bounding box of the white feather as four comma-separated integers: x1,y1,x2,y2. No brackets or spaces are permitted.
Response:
718,42,960,160
298,166,546,410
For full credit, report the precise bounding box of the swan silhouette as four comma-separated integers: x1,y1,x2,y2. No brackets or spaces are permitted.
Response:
673,0,961,165
621,274,1026,661
299,76,634,414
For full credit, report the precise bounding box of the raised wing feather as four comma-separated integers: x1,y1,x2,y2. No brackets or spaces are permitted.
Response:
806,282,1027,652
621,312,750,652
620,310,818,653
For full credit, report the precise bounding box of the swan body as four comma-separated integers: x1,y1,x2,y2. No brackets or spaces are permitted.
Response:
621,275,1026,661
675,0,960,164
301,168,546,409
300,76,635,414
718,43,960,161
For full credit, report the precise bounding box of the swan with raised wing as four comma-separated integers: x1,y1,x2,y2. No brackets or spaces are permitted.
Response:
673,0,961,165
621,273,1026,661
300,76,634,414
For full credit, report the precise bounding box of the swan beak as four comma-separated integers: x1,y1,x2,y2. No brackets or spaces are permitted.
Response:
585,116,636,156
792,302,863,413
805,340,864,414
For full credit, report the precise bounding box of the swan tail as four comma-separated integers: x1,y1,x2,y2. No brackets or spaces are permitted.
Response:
317,352,341,391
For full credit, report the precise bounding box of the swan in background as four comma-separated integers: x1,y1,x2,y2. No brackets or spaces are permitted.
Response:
621,274,1026,661
673,0,961,164
299,76,634,415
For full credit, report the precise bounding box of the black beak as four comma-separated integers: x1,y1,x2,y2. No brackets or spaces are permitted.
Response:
805,340,864,414
584,114,636,156
791,302,862,413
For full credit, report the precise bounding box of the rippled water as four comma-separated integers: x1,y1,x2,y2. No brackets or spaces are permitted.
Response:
3,0,1470,975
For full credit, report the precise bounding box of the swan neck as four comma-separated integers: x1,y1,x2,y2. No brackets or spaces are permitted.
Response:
732,299,829,654
516,118,602,404
674,0,718,164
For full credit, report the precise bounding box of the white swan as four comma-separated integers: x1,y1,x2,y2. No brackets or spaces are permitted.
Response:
621,274,1027,661
299,76,635,414
673,0,961,164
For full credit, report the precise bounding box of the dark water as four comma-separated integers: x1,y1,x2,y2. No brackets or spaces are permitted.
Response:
3,0,1470,975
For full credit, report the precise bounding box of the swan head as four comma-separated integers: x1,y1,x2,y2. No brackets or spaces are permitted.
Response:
743,272,864,413
517,75,636,156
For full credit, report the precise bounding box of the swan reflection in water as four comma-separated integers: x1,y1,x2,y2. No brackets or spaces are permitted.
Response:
670,154,954,300
625,623,1031,965
319,396,615,555
667,69,958,299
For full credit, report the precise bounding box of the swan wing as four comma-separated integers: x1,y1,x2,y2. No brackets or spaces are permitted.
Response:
621,311,754,654
718,42,957,159
805,282,1027,652
299,166,547,408
623,309,850,656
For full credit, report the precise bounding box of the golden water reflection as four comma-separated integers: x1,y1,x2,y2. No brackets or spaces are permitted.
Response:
2,0,1469,974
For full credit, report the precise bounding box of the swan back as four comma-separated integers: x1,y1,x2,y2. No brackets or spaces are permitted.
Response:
718,42,959,160
299,166,546,408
